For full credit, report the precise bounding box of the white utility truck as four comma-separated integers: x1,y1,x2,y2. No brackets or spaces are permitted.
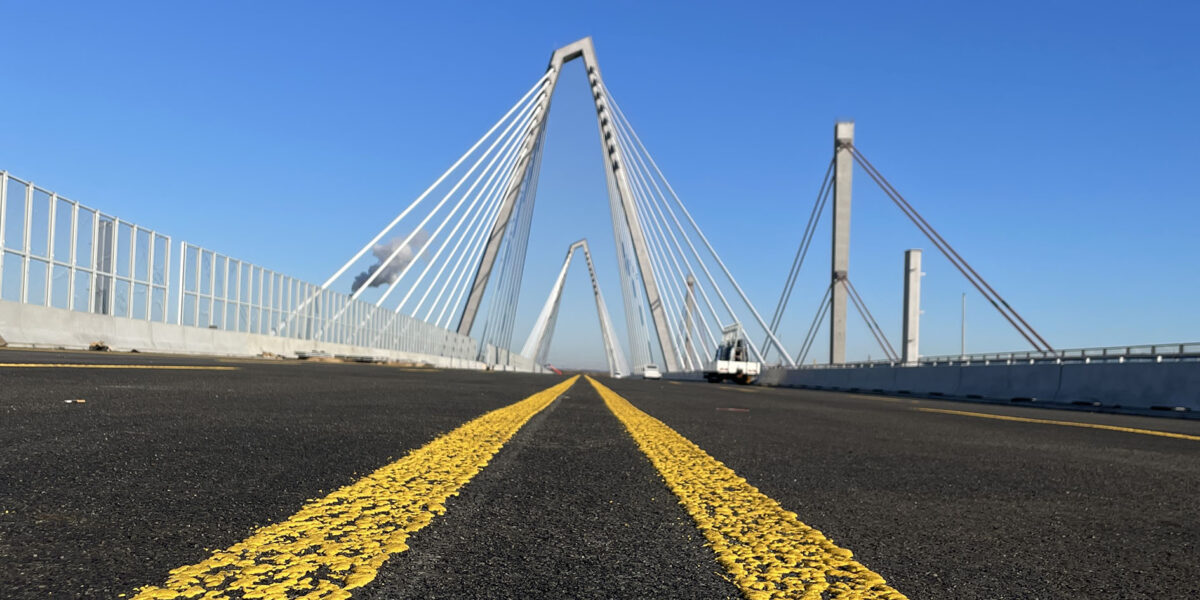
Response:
704,324,760,384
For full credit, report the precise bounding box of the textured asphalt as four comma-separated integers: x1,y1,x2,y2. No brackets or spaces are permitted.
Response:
1,348,1198,599
0,349,552,599
359,380,737,599
602,378,1200,599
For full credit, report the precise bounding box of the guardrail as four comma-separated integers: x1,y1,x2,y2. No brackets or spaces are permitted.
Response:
0,170,481,362
788,342,1200,369
762,350,1200,415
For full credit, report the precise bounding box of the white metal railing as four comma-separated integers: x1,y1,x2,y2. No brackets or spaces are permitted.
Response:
176,242,478,360
1,171,171,320
1,170,479,361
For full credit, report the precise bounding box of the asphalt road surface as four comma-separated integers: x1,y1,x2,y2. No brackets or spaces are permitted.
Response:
1,348,1197,599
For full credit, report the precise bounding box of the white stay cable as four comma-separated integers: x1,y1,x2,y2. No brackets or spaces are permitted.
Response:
351,94,545,302
625,182,690,369
432,206,498,329
478,136,542,350
322,76,548,290
374,106,538,310
359,129,528,344
637,152,767,365
604,84,794,366
644,192,721,353
643,203,701,369
434,182,510,329
606,169,651,369
320,100,543,341
495,132,544,349
492,119,548,350
617,126,722,353
404,124,527,317
608,86,782,364
420,141,518,324
608,98,738,327
422,181,507,324
639,188,710,369
626,158,708,368
622,217,654,366
612,115,730,360
622,167,689,368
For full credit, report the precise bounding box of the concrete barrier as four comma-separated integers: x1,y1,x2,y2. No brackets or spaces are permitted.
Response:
761,360,1200,416
849,366,897,392
957,364,1013,400
1006,364,1062,402
894,365,960,396
759,367,805,387
956,363,1060,402
758,367,784,386
0,300,510,370
759,367,854,390
815,368,852,390
1058,362,1200,411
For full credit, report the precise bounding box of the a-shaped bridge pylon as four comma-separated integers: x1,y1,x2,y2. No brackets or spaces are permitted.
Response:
313,36,795,373
521,240,628,377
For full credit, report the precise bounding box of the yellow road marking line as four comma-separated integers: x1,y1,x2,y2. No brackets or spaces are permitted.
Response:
847,395,919,405
587,376,906,600
0,363,237,370
216,359,299,365
133,376,579,600
914,407,1200,442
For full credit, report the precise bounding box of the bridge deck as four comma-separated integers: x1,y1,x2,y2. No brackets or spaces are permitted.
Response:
1,349,1197,599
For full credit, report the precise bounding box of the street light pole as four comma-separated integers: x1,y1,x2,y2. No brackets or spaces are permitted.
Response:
961,293,967,358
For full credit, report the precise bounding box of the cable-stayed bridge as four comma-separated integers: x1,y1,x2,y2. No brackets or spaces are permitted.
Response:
1,37,1197,413
305,37,794,376
2,35,1199,600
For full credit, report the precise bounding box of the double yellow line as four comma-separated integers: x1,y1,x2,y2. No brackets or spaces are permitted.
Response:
133,376,578,600
134,375,906,600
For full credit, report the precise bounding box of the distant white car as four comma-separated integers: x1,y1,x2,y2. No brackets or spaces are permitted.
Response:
642,364,662,380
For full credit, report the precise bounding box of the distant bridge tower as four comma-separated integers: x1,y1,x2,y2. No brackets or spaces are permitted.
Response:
830,121,854,364
521,239,628,377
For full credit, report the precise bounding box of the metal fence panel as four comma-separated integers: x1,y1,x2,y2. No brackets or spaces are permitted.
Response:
0,170,480,362
169,242,480,360
0,172,172,323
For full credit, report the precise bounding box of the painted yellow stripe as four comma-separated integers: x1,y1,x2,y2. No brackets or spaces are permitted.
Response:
915,407,1200,442
0,363,237,370
848,395,919,405
133,376,578,600
587,377,906,600
216,359,300,366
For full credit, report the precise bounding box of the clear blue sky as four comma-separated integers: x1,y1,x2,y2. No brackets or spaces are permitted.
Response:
2,1,1198,368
